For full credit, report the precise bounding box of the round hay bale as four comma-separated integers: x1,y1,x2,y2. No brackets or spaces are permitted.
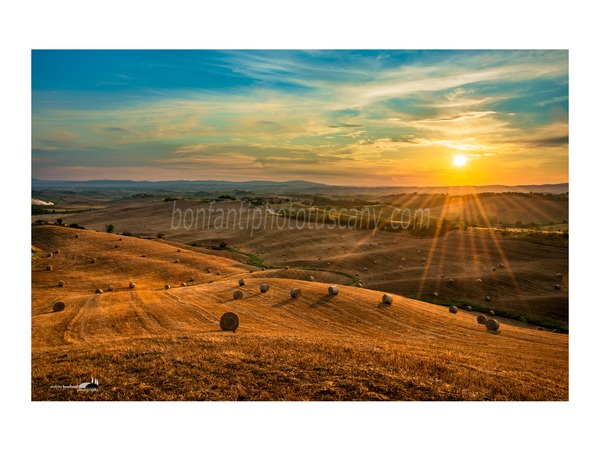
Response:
433,292,438,297
422,257,426,261
466,305,473,311
207,268,212,273
55,249,60,254
260,284,270,293
284,266,289,270
118,237,123,241
47,253,53,258
556,272,563,279
440,273,445,278
46,265,53,271
52,301,65,312
448,278,454,285
485,295,491,301
164,284,171,290
356,282,363,288
327,262,331,266
449,305,459,314
262,268,266,271
174,259,180,263
75,234,79,238
382,294,393,305
477,314,488,324
91,258,97,264
554,284,561,290
57,280,65,287
107,285,114,292
233,290,243,300
216,271,221,276
486,319,500,331
290,288,302,298
220,312,239,332
177,249,181,252
476,278,482,283
238,278,245,286
328,286,339,295
95,288,103,294
488,310,495,316
141,254,146,258
499,263,505,268
492,267,496,272
114,244,120,248
309,275,315,282
181,282,187,287
129,282,136,289
401,257,406,261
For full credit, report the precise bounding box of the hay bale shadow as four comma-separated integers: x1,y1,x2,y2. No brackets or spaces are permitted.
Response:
377,303,392,309
487,330,501,335
272,297,296,308
310,294,335,308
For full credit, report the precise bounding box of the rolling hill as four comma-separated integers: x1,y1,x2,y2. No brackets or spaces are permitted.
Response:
32,225,568,400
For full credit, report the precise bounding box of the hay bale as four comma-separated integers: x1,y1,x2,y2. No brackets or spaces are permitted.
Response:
433,292,438,297
448,278,454,285
440,273,445,278
207,268,212,273
55,249,60,254
216,271,221,276
233,290,243,300
488,310,495,316
486,319,500,331
107,285,114,292
164,284,171,290
356,282,363,288
47,253,52,258
57,280,65,287
485,295,491,301
118,237,123,241
556,272,563,279
177,249,181,253
220,312,239,332
284,266,289,270
499,263,505,268
46,265,53,271
476,278,482,283
52,301,65,312
141,254,146,258
449,305,458,314
249,269,254,274
181,282,187,287
477,314,488,324
328,286,339,295
309,275,315,281
95,288,103,294
174,259,180,263
260,284,270,293
189,277,195,282
75,234,79,238
399,265,403,270
114,244,120,248
382,294,393,305
466,305,472,311
290,288,302,298
492,267,496,272
129,282,136,289
238,278,245,286
554,284,561,290
91,258,97,264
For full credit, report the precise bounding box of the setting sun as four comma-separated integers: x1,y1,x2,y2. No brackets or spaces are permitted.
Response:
453,155,467,167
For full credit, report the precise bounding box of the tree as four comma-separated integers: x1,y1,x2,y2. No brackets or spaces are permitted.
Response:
106,224,115,233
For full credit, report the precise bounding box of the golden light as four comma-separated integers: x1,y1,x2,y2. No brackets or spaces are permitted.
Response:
453,154,467,167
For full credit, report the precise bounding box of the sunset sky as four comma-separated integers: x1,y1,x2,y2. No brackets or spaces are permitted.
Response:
32,50,568,186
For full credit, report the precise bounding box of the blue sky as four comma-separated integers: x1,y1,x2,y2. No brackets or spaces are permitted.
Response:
32,50,568,185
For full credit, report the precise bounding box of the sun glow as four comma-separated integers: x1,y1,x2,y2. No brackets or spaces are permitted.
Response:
453,155,467,167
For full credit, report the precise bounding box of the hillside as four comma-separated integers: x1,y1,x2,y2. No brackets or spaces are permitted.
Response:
32,225,568,400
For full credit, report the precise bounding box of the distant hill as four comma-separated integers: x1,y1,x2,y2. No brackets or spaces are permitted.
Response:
31,178,568,196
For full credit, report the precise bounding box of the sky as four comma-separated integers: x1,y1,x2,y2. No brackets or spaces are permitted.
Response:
31,50,568,186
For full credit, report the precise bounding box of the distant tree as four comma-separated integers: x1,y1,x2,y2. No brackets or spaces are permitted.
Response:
219,241,228,249
106,224,115,233
157,232,165,239
56,218,63,225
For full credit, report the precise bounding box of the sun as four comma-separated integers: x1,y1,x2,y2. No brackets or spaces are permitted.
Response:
453,155,467,167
